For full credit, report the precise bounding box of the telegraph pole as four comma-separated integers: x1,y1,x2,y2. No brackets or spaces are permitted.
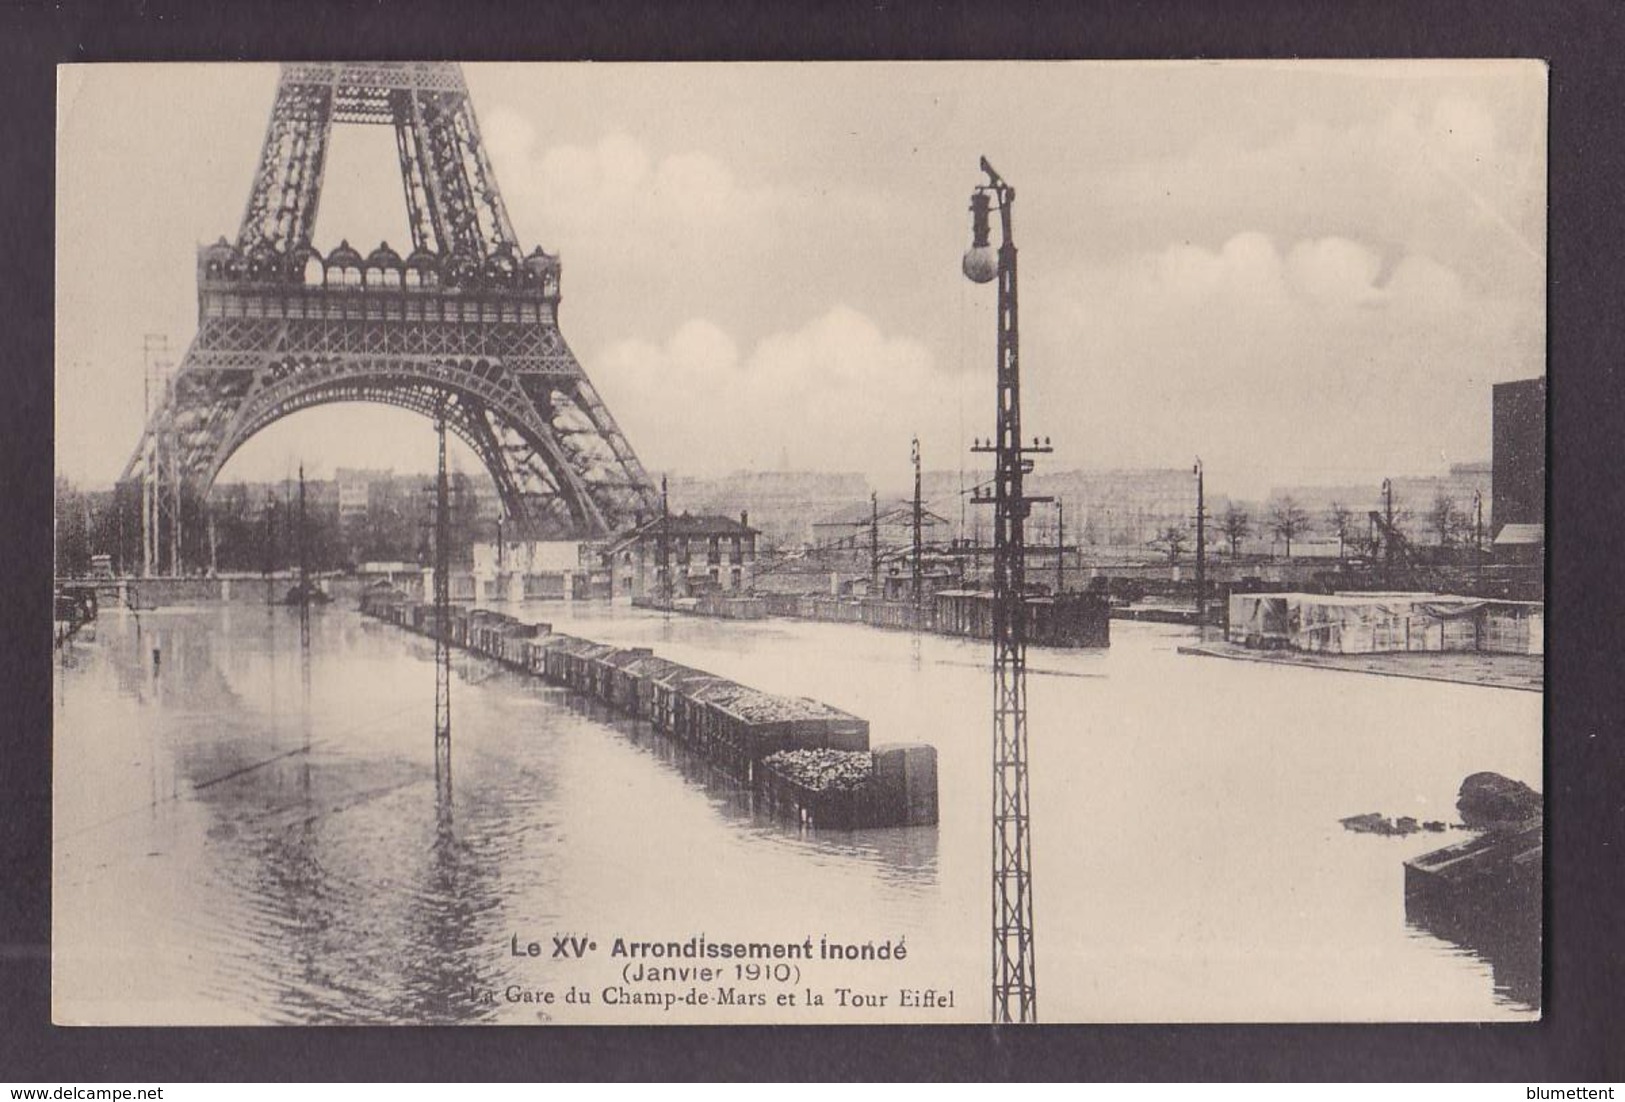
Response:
433,406,453,755
169,432,182,575
298,465,310,593
140,334,169,579
1193,459,1207,634
870,491,881,597
1473,489,1484,586
1055,500,1064,595
660,474,671,609
912,437,924,606
964,157,1051,1024
264,491,276,606
1382,477,1396,587
297,464,311,646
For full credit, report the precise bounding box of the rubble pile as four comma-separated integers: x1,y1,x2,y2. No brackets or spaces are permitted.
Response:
705,684,842,722
764,748,873,792
1457,772,1542,830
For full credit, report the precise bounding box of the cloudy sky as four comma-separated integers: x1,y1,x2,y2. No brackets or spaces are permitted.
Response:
56,61,1545,499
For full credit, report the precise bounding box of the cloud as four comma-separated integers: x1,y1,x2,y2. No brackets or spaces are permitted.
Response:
53,67,1544,497
1284,237,1384,307
478,105,538,169
1022,231,1540,497
493,131,779,259
594,307,958,477
1078,92,1542,295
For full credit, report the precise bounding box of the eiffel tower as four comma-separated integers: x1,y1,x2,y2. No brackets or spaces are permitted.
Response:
122,62,659,566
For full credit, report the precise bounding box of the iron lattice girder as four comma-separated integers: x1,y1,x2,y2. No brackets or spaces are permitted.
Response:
186,315,572,370
130,346,652,539
125,301,659,539
241,61,514,261
125,60,659,542
281,62,471,99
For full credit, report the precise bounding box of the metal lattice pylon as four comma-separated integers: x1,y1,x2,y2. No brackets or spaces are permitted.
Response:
967,158,1050,1024
121,63,659,548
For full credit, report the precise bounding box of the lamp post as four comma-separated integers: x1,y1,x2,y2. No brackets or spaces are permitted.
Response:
965,156,1050,1025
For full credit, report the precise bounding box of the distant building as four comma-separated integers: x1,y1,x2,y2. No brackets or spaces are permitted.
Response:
666,470,869,548
357,561,425,597
606,512,758,600
810,501,950,552
1028,468,1193,551
471,539,596,601
335,467,390,522
1492,378,1545,555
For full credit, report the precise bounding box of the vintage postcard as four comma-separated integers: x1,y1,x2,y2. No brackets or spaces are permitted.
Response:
52,60,1545,1025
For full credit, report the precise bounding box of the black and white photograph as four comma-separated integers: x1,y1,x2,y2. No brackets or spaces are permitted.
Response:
51,59,1546,1027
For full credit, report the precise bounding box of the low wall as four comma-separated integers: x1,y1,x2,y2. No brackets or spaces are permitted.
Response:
756,591,1111,648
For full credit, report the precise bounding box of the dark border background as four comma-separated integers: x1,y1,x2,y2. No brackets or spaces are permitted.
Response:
3,0,1621,1083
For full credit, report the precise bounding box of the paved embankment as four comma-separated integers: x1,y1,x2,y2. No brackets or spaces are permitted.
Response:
1177,640,1543,692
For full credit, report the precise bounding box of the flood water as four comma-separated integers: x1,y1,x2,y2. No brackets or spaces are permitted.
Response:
52,599,1542,1024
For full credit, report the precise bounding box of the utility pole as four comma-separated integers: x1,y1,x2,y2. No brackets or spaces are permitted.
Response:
963,157,1051,1024
433,406,453,755
298,466,310,595
1193,459,1206,634
297,464,311,646
1382,477,1396,587
169,431,182,575
870,490,881,597
660,474,671,609
264,491,276,605
912,437,924,606
1473,489,1484,587
1055,500,1064,595
140,334,169,579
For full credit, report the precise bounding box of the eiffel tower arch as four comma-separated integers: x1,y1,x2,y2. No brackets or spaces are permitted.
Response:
121,62,659,561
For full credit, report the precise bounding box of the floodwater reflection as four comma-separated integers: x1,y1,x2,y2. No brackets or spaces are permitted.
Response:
53,600,1537,1023
54,604,941,1024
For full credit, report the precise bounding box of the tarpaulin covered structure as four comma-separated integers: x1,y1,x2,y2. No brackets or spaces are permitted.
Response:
1227,594,1295,648
1227,592,1543,656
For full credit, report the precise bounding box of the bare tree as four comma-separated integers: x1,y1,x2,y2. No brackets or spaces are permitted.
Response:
1450,505,1476,548
1427,491,1464,550
1151,524,1189,563
1326,501,1355,560
1219,502,1251,558
1268,495,1311,558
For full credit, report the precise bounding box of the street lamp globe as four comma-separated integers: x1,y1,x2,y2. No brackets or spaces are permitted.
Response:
962,245,998,284
962,190,998,283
